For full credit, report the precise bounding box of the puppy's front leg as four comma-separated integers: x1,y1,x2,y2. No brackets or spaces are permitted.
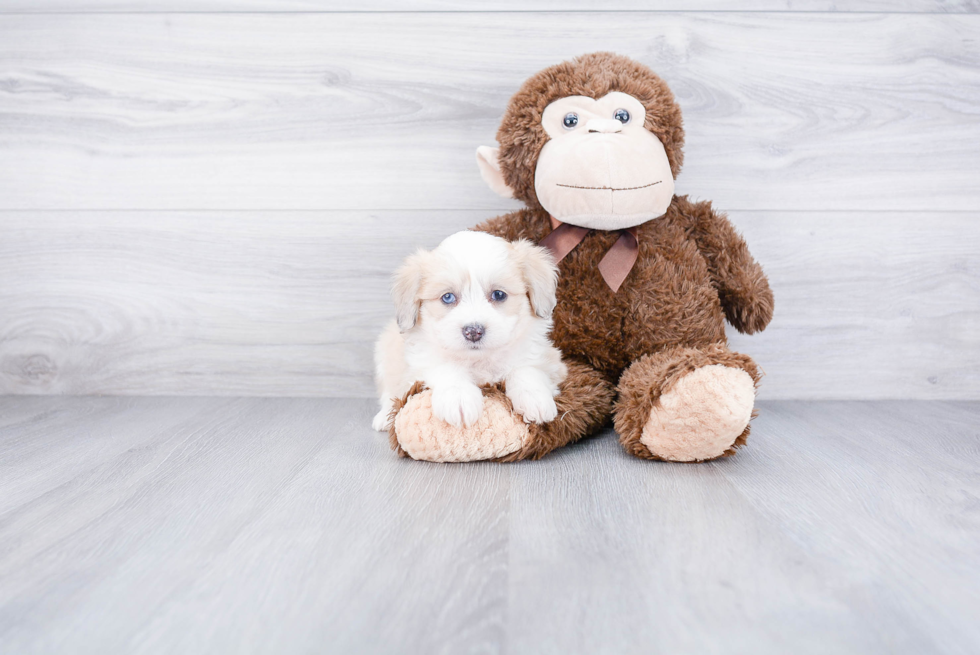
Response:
372,397,395,432
506,366,559,424
428,366,484,428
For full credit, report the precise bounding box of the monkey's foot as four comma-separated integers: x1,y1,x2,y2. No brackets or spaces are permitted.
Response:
641,365,754,461
615,346,761,462
388,361,615,463
389,384,527,462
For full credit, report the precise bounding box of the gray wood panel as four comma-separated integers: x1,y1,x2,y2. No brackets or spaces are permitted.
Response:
507,399,980,654
1,210,977,399
1,13,978,212
1,396,978,653
1,1,977,12
0,210,475,397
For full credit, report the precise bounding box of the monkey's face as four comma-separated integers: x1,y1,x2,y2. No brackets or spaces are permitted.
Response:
476,54,684,230
533,92,674,230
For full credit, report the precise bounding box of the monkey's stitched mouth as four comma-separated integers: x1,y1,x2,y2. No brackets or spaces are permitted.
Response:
556,181,661,192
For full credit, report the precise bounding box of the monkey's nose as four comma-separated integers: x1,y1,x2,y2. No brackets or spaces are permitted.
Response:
586,118,623,134
462,324,485,343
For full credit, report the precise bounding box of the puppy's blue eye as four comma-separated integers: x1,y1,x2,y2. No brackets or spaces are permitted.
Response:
613,108,630,124
441,293,456,305
562,113,579,129
491,290,507,302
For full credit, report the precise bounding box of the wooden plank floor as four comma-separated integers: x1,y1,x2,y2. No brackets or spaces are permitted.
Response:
1,397,977,654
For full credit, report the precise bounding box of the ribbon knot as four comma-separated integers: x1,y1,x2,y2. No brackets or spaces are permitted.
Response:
539,221,639,293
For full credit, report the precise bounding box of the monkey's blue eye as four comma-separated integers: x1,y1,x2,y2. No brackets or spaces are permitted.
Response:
613,108,630,124
441,293,456,305
491,290,507,302
562,113,579,129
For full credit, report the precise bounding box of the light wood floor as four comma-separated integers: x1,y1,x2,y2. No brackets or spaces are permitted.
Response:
1,397,977,654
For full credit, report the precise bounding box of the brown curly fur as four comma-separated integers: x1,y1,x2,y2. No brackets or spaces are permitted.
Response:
389,52,772,462
496,360,616,461
475,197,772,379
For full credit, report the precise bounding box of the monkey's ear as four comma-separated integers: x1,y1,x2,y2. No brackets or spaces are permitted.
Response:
476,146,515,199
391,250,427,332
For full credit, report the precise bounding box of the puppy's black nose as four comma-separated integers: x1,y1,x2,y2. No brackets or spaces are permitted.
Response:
462,324,485,343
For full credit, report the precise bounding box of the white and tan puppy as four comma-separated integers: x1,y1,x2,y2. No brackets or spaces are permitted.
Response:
373,231,567,431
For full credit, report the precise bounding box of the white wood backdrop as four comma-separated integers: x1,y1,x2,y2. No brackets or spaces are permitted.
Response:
0,6,978,399
1,2,978,12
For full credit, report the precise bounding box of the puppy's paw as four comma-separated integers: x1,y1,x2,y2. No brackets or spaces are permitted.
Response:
372,398,394,432
431,384,484,428
372,409,391,432
508,384,559,424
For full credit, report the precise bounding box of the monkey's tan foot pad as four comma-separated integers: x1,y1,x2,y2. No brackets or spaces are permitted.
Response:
640,364,756,462
388,385,528,463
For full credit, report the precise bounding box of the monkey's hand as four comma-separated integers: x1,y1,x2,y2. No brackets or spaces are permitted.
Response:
683,198,774,335
719,263,774,335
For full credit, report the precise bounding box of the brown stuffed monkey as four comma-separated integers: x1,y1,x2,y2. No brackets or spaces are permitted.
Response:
388,52,773,463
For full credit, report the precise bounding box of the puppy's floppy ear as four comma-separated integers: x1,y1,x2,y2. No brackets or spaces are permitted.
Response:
510,239,559,319
391,249,429,331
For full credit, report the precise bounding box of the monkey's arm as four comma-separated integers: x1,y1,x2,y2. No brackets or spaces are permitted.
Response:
684,199,773,335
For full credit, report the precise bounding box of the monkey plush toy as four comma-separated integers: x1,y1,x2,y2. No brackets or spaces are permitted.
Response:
388,52,773,463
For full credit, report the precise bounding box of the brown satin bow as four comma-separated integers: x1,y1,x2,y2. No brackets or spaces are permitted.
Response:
539,220,639,293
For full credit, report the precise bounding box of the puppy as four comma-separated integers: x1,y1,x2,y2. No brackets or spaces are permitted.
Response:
372,231,567,431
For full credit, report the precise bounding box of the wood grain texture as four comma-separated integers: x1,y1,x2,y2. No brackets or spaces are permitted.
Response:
0,210,476,397
1,397,978,653
0,396,509,654
508,399,980,654
1,13,978,212
2,210,977,399
2,1,978,12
